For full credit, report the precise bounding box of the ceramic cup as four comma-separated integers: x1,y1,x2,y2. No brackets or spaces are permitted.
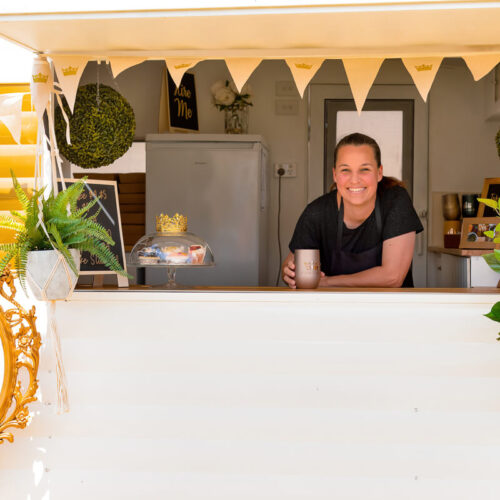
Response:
294,249,321,289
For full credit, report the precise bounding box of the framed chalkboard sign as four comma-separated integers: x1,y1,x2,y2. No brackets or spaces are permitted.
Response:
166,71,199,132
57,178,128,285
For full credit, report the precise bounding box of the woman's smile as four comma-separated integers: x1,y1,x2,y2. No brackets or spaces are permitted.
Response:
333,144,383,207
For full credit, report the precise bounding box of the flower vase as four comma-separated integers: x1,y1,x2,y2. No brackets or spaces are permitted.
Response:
224,107,248,134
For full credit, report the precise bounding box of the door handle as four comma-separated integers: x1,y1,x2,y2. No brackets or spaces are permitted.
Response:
417,231,424,256
416,209,427,256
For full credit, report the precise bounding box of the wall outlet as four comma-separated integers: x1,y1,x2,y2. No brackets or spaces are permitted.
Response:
274,163,297,178
275,99,299,115
275,81,298,97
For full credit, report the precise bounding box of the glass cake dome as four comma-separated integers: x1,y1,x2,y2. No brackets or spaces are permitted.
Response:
129,213,215,288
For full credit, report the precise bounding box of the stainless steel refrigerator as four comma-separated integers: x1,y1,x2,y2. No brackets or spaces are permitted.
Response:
145,134,269,286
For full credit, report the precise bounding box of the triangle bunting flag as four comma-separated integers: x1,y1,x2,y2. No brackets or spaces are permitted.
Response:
51,56,89,113
463,55,500,81
109,57,147,79
224,58,262,93
285,58,325,97
342,58,384,113
164,58,201,88
402,57,443,102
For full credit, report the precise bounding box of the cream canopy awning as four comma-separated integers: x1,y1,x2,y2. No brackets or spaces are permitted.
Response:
1,3,500,111
1,3,500,59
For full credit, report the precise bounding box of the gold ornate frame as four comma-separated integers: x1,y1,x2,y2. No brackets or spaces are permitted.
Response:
0,267,40,444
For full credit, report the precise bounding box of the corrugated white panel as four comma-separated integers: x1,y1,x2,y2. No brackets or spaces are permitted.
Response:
2,290,500,499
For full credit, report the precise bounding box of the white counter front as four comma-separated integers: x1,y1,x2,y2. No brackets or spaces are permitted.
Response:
2,289,500,499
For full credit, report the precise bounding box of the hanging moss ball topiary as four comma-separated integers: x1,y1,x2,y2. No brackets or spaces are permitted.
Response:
496,129,500,159
55,83,135,169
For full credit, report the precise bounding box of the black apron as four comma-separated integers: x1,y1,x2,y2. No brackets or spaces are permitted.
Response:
330,195,383,276
329,195,414,287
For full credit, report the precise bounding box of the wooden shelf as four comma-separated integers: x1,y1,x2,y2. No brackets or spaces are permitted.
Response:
428,246,493,257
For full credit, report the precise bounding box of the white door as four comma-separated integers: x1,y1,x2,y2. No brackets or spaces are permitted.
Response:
309,84,428,287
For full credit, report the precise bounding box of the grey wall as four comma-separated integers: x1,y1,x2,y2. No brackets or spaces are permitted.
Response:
79,57,500,285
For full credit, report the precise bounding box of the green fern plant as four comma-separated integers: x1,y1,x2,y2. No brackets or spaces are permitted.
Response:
0,172,129,292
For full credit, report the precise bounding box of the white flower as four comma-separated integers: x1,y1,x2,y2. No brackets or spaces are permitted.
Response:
214,87,236,106
210,80,226,96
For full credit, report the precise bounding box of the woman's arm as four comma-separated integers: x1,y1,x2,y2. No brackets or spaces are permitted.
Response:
319,231,416,288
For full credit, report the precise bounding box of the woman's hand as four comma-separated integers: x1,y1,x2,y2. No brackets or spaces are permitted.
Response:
282,252,296,288
318,273,328,287
283,252,326,289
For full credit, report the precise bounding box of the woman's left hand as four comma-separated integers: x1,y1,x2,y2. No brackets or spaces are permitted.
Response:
318,272,327,287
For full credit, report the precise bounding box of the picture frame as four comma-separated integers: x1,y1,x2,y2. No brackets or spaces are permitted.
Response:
158,67,199,133
477,177,500,217
459,217,499,249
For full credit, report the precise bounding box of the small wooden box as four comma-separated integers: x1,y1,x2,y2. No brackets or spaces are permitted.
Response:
444,234,461,249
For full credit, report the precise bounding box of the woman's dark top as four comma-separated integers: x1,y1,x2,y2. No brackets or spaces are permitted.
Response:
288,185,424,287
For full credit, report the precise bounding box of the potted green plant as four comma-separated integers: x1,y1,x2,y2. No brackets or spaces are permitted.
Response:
0,172,128,300
476,196,500,338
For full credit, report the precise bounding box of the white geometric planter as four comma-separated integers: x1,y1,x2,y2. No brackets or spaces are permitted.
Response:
26,249,80,301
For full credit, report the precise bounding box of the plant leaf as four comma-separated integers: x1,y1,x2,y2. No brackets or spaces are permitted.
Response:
76,240,130,278
483,252,500,272
48,223,78,276
10,170,30,210
0,247,15,276
485,301,500,323
0,216,24,232
478,198,499,210
7,210,26,223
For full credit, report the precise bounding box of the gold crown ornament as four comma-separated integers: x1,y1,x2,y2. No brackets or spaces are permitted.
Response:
62,65,78,76
294,63,313,70
156,213,188,233
415,64,432,72
32,72,49,83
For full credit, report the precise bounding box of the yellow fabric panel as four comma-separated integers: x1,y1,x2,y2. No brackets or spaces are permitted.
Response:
0,199,22,211
0,84,32,112
0,227,15,244
0,84,34,242
0,145,36,177
0,177,33,195
0,112,37,144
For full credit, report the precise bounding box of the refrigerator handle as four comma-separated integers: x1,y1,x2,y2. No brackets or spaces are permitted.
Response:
260,150,268,210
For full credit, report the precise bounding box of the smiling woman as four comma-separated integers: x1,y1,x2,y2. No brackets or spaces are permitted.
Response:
283,132,423,288
0,267,40,445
